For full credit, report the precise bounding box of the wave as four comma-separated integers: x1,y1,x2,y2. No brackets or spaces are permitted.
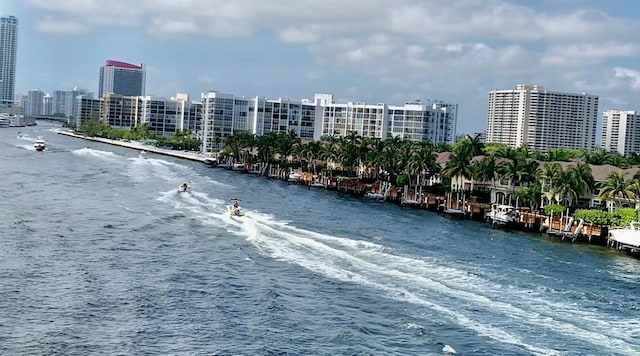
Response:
167,201,635,355
72,147,124,163
145,157,638,355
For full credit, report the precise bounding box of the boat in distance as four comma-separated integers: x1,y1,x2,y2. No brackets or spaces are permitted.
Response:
228,199,245,217
178,181,191,193
34,136,45,151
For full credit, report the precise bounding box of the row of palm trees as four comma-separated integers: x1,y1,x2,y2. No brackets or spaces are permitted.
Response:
220,130,640,210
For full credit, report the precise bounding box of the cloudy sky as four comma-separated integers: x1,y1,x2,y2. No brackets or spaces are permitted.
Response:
6,0,640,134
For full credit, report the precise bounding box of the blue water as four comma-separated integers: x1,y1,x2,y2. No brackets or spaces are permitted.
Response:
1,124,639,355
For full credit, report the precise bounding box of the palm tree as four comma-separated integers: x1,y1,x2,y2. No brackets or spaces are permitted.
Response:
406,145,439,188
474,154,504,202
299,141,322,174
224,131,254,164
442,143,474,192
598,171,636,210
256,132,278,174
458,134,484,157
537,162,564,205
569,162,596,198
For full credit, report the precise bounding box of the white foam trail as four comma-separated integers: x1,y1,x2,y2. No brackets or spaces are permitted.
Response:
72,147,123,163
225,214,637,355
16,134,33,142
17,144,35,151
145,164,637,354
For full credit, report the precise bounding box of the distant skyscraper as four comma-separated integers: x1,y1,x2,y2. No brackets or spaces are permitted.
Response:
601,109,640,156
486,84,599,151
25,89,44,116
0,16,18,107
98,60,146,98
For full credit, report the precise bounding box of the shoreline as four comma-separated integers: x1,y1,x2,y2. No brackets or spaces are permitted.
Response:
56,130,207,162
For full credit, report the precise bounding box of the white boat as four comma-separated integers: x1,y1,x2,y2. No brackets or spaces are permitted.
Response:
609,222,640,253
443,208,466,219
365,192,385,200
228,199,245,217
178,181,191,193
203,157,218,167
34,136,45,151
231,163,245,171
139,150,148,159
288,172,301,182
486,204,519,226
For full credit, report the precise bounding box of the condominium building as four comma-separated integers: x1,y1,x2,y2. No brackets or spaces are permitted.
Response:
75,96,102,130
201,91,323,152
24,89,44,116
139,94,203,138
0,16,18,107
102,93,139,129
98,60,146,98
487,84,599,151
42,94,52,115
389,100,457,143
601,109,640,156
200,91,457,153
319,100,387,140
250,96,320,140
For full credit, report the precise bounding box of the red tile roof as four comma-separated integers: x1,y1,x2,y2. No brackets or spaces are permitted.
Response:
105,60,143,70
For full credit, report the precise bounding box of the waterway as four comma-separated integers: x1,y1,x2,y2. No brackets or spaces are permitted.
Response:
1,124,639,355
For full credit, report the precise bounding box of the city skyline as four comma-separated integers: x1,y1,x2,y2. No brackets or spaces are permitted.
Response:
6,0,640,134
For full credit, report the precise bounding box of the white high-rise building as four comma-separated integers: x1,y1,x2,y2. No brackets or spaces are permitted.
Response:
0,16,18,107
200,91,458,153
98,60,146,98
601,109,640,156
388,100,457,144
25,89,44,116
42,94,52,115
487,84,599,151
304,93,457,143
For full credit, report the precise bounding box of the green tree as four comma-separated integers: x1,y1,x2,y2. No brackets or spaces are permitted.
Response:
598,171,636,209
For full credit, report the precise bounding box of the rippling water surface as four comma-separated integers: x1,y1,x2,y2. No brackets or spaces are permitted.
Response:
2,124,640,355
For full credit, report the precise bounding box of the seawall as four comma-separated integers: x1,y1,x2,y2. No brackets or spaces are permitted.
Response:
56,130,206,163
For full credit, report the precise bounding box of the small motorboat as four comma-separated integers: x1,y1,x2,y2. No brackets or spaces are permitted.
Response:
288,172,301,182
34,136,45,151
139,150,148,159
178,181,191,193
203,157,218,167
228,199,245,217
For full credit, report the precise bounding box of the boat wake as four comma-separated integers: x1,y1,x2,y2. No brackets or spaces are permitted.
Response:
72,147,123,163
67,144,639,355
156,187,639,355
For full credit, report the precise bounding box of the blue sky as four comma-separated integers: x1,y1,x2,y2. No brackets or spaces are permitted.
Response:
6,0,640,134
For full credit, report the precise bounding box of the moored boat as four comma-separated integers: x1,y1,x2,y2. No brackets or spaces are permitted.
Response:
485,204,519,227
204,157,218,167
608,221,640,254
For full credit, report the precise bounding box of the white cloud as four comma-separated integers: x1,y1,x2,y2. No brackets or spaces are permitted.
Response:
307,70,326,80
613,67,640,90
34,18,87,34
149,19,199,36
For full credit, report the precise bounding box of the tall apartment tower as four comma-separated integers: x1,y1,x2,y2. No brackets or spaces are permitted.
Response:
98,60,146,98
486,84,599,151
601,109,640,156
0,16,18,107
